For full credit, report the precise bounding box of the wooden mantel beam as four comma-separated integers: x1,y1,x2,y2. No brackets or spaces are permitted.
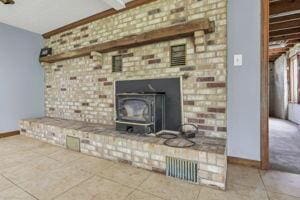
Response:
270,0,300,15
40,19,214,63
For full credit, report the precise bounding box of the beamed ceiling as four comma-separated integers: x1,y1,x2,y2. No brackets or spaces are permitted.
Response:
269,0,300,62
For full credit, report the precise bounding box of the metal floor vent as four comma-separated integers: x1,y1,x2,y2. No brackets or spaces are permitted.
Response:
66,136,80,152
166,156,198,183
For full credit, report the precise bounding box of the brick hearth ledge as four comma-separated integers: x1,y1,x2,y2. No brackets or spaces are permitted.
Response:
20,117,227,190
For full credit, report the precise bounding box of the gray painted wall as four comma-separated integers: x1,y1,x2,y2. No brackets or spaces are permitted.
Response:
227,0,261,160
0,23,44,133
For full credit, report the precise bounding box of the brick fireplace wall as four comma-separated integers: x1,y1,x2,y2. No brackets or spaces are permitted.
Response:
43,0,227,139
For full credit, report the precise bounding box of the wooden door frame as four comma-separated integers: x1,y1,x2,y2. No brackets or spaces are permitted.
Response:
261,0,270,170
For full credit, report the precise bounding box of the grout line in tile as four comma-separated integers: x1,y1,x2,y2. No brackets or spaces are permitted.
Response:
44,151,83,164
267,191,300,199
1,173,39,200
134,188,170,200
133,174,177,200
51,174,95,200
259,170,271,200
194,186,202,200
32,148,62,157
95,172,148,190
0,174,14,192
122,187,137,200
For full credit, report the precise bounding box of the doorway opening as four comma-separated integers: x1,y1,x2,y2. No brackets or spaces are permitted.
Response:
264,0,300,173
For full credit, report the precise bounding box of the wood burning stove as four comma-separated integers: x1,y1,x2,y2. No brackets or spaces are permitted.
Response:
116,92,165,134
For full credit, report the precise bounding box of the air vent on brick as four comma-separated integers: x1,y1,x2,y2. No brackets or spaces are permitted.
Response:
170,44,186,67
112,55,122,72
166,156,198,183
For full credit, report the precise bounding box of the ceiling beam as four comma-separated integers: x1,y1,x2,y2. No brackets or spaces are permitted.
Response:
104,0,126,10
269,55,282,62
270,0,300,15
270,19,300,31
270,33,300,42
270,13,300,24
269,46,289,62
287,39,300,44
270,27,300,37
269,47,289,54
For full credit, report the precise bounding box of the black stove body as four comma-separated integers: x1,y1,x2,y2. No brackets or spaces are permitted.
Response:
115,93,165,134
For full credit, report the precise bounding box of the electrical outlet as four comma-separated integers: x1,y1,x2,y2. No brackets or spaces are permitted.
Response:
234,54,243,66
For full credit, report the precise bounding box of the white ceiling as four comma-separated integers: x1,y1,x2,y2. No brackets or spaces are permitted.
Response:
0,0,130,34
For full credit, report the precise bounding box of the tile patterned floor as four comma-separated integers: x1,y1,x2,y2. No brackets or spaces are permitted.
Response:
0,135,300,200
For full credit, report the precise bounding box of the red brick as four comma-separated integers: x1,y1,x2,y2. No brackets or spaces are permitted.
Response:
197,77,215,82
142,54,155,60
148,8,161,15
217,127,227,132
104,82,113,86
197,113,216,119
60,32,72,37
198,125,215,131
171,7,185,14
122,53,134,58
74,110,81,113
98,77,107,82
207,82,226,88
99,95,107,98
89,39,98,44
80,26,88,31
188,118,205,124
148,59,161,64
183,101,194,106
207,107,226,113
93,65,102,70
73,36,80,41
180,66,195,71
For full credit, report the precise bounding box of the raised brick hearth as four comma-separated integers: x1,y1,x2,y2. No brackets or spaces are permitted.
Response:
20,117,227,189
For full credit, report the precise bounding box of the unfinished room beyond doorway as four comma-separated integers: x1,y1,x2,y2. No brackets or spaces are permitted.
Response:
268,0,300,174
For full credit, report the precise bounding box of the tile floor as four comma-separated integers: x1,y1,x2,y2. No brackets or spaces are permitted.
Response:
0,135,300,200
